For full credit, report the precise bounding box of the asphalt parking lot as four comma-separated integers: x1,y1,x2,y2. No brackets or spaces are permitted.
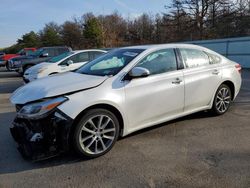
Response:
0,67,250,188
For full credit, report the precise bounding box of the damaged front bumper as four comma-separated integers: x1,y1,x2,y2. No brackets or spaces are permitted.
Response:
10,109,73,161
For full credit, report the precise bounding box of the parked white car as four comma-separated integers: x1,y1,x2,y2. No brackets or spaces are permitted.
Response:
10,44,241,160
23,49,107,83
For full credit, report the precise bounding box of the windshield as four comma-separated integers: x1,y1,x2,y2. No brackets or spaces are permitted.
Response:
17,49,34,56
48,52,74,63
76,49,144,76
17,49,24,55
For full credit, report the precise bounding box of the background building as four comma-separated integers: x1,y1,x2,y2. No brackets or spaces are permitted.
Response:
187,37,250,68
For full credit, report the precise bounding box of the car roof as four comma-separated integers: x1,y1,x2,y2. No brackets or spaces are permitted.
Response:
72,49,107,53
121,43,208,51
40,46,71,49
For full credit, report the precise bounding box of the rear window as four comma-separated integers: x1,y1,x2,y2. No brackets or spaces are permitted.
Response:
180,48,210,68
206,52,221,64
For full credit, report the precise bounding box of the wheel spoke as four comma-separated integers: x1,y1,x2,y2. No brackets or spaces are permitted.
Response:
81,135,93,143
82,126,96,135
225,89,229,97
103,135,115,140
101,118,111,129
102,128,115,134
99,137,107,150
222,88,225,97
218,90,223,98
98,115,104,129
217,96,223,101
216,100,222,107
86,137,96,149
223,102,227,111
88,119,97,130
95,140,98,153
217,101,223,111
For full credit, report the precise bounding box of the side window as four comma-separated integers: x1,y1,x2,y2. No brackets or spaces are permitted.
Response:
26,50,33,56
59,52,89,65
57,48,68,55
206,52,221,64
53,49,60,56
77,52,89,63
18,49,25,55
39,49,48,57
180,48,210,68
60,54,77,66
45,49,55,57
135,49,177,75
89,51,105,61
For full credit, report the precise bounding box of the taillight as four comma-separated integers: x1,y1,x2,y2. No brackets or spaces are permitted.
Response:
235,63,241,74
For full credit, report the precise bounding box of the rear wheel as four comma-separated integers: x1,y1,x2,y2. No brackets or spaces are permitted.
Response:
73,109,119,158
212,84,232,115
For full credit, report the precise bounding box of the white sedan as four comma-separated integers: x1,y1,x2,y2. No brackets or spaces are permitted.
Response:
23,49,107,83
10,44,241,160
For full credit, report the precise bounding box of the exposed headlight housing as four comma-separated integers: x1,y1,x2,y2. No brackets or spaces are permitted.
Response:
17,97,68,119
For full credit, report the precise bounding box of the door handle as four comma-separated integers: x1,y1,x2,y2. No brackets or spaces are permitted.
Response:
172,78,182,84
212,69,219,75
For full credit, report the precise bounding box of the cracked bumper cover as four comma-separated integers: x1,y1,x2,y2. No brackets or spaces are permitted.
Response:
10,109,73,161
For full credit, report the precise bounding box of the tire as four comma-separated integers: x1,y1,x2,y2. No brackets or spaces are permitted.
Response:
23,65,33,73
211,84,232,115
6,61,10,71
49,72,58,75
73,109,120,158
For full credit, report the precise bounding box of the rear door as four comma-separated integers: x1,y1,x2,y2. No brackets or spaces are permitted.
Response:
179,48,222,112
124,48,184,131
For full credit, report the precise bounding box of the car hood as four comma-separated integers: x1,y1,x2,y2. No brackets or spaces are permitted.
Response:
10,72,108,104
25,62,51,74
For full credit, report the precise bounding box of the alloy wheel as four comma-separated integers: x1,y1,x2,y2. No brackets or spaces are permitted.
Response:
78,115,116,155
215,87,231,113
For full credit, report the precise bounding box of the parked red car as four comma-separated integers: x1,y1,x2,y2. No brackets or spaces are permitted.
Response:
0,48,36,67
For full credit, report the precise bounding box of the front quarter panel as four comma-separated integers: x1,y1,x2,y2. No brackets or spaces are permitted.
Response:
57,77,128,130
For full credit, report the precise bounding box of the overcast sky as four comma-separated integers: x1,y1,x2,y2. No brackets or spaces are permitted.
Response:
0,0,168,48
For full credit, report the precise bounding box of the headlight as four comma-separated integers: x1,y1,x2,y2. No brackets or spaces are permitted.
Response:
17,97,68,119
37,67,47,74
14,61,21,65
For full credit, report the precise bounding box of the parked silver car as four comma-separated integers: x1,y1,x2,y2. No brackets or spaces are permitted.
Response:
10,44,242,160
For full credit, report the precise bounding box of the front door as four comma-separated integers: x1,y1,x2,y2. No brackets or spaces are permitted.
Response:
124,48,185,132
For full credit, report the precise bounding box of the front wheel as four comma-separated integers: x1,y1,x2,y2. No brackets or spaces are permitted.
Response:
73,109,120,158
23,65,33,73
6,61,11,71
212,84,232,115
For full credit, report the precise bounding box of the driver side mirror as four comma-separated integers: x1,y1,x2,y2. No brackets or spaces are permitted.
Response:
66,60,74,66
128,67,150,79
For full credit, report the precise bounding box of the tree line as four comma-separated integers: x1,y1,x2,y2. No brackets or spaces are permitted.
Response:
4,0,250,53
